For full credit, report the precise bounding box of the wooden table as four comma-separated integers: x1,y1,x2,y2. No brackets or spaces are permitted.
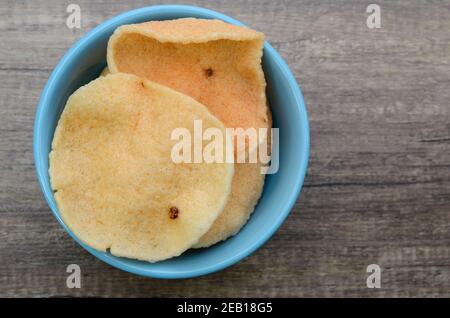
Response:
1,0,449,297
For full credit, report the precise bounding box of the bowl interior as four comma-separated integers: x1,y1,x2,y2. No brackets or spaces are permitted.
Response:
34,5,309,278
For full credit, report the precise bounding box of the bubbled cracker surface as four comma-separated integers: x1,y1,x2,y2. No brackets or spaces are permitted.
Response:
49,73,234,262
107,18,270,135
107,18,271,248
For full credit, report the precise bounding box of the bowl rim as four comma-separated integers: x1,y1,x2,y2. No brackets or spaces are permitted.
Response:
33,4,310,279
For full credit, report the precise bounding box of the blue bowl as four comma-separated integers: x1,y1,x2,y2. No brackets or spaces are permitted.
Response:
33,5,309,278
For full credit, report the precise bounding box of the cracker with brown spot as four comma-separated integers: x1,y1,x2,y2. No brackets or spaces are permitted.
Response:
107,18,272,247
49,73,234,262
107,18,271,153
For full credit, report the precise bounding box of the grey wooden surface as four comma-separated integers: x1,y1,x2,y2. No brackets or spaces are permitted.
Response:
1,0,450,297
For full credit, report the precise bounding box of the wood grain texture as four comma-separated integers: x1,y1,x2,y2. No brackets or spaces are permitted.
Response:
1,0,450,297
